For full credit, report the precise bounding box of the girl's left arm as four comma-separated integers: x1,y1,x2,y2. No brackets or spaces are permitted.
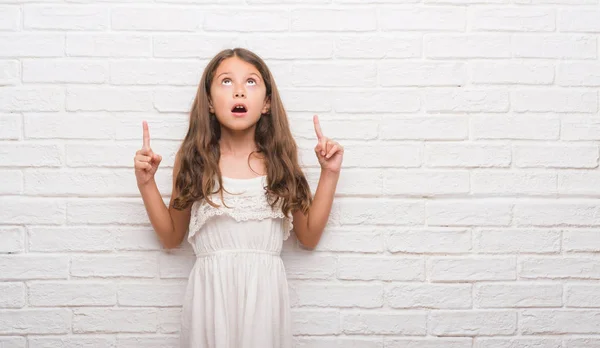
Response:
292,115,344,249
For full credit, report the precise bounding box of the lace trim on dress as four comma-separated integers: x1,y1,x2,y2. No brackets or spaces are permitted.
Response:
188,191,294,242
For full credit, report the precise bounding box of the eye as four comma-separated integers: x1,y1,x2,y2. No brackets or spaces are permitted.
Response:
221,78,231,85
247,78,256,86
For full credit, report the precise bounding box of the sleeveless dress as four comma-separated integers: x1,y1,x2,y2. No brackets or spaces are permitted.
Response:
180,175,293,348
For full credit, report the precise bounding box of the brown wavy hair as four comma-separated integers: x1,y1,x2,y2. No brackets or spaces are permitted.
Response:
172,48,312,217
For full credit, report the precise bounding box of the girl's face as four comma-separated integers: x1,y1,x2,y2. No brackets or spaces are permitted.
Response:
209,56,270,132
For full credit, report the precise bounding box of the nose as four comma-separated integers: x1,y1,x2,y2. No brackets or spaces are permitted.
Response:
234,89,246,98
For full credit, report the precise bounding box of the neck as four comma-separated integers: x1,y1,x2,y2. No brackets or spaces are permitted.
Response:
218,126,257,156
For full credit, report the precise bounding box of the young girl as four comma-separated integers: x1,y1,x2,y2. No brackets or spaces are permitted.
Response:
133,48,343,348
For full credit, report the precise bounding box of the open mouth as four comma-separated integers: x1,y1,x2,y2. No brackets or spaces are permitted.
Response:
231,104,247,114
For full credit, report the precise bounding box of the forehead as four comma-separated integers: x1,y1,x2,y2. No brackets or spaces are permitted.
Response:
214,56,262,77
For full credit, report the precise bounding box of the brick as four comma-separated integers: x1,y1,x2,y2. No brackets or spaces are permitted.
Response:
513,90,597,113
558,62,600,86
23,59,107,83
383,171,469,196
67,199,150,224
514,144,598,168
67,33,151,57
289,282,383,308
205,10,287,31
0,60,19,85
0,143,62,167
0,309,70,334
335,35,421,58
425,89,509,112
112,7,202,31
425,35,511,58
380,7,465,31
379,61,466,87
427,201,512,227
28,226,115,252
282,251,336,280
471,7,554,31
559,9,600,32
153,87,197,113
430,310,517,336
110,60,201,86
249,37,332,60
471,115,559,139
292,9,376,32
386,228,471,254
563,229,600,252
513,34,596,59
340,144,422,168
118,281,186,306
26,169,137,196
292,309,340,335
315,229,383,253
28,336,116,348
471,171,557,196
24,5,108,30
564,338,600,348
337,198,424,225
342,311,427,335
0,113,20,140
566,284,600,307
338,256,424,281
515,202,600,227
67,87,154,111
474,229,560,253
0,283,25,308
117,336,179,348
154,34,243,58
29,281,117,307
520,257,600,279
387,338,471,348
470,61,554,85
0,337,25,348
0,87,64,112
475,283,562,308
294,337,383,348
292,62,376,87
73,308,157,333
0,198,65,224
386,283,471,309
71,254,157,278
0,34,64,57
0,6,19,30
474,338,561,348
0,227,23,253
521,310,600,334
24,113,114,139
429,257,516,282
562,116,600,140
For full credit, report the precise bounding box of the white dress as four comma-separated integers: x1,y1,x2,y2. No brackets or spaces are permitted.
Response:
180,175,293,348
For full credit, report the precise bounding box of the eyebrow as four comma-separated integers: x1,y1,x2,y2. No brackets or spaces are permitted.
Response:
216,72,262,80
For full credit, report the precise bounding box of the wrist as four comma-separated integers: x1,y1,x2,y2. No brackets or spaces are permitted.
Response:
138,178,157,192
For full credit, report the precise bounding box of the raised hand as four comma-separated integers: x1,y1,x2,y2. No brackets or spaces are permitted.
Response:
134,121,162,187
313,115,343,174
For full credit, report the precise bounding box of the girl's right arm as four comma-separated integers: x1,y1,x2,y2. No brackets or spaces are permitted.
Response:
135,121,191,249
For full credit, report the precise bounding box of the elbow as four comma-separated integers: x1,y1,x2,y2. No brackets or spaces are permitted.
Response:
297,233,321,250
160,234,184,250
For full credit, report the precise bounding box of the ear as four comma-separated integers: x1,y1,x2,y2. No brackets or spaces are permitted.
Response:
261,97,271,114
208,98,215,113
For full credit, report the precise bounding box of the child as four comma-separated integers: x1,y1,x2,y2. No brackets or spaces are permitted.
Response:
133,48,343,348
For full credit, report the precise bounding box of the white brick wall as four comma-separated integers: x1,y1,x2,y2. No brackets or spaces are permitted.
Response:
1,0,600,346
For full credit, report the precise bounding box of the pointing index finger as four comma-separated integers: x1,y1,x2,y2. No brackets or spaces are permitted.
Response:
143,120,150,149
313,114,324,140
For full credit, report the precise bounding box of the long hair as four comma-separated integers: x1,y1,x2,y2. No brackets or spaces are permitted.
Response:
172,48,312,217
